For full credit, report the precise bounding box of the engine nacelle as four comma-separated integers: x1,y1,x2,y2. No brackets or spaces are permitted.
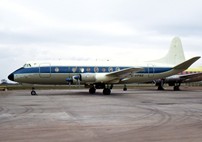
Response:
80,73,119,84
96,73,119,83
66,75,81,85
80,73,96,83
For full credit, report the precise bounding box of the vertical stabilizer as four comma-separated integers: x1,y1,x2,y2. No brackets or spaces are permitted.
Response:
153,37,186,65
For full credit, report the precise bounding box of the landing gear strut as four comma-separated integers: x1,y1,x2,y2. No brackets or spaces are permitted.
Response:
157,79,165,90
123,84,127,91
173,83,181,91
31,87,37,95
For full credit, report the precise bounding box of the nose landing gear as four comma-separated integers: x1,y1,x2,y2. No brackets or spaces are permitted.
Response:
123,84,127,91
31,87,37,95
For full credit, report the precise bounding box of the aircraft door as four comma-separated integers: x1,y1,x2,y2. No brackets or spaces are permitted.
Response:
67,66,71,80
147,64,154,77
39,63,51,78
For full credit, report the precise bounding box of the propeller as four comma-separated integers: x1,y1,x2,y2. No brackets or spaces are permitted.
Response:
66,75,81,88
73,75,81,88
66,78,73,89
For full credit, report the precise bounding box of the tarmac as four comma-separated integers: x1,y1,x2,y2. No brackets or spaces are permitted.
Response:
0,87,202,142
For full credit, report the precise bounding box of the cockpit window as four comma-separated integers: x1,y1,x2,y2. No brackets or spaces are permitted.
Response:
23,64,31,68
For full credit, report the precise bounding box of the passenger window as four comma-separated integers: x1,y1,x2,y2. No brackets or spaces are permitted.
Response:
116,67,120,71
86,67,91,72
55,67,59,72
80,67,84,73
94,67,99,73
108,67,113,72
102,67,106,72
72,67,77,73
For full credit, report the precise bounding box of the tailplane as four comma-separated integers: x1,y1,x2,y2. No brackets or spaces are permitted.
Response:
153,37,186,65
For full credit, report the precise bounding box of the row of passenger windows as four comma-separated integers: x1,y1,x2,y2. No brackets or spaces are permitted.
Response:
54,67,121,73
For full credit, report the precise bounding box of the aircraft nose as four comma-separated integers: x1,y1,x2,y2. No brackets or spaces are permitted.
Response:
8,73,14,81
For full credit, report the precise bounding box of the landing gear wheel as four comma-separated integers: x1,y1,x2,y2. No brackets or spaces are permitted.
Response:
103,88,111,95
174,86,180,91
89,87,96,94
123,88,127,91
157,80,165,90
158,86,165,90
123,84,127,91
31,90,37,95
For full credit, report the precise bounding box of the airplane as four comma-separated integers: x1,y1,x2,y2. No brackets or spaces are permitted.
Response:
8,37,200,95
155,66,202,91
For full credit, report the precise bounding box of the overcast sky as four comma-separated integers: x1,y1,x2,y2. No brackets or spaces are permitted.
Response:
0,0,202,81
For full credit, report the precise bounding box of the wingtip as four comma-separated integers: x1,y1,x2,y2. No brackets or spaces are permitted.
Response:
173,56,201,70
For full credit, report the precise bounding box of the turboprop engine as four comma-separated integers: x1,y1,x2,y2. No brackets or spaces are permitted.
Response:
66,73,96,85
66,73,119,85
80,73,96,83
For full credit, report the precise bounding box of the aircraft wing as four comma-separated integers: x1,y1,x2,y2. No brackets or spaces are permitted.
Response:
173,56,201,70
165,72,202,83
106,67,144,79
177,72,202,82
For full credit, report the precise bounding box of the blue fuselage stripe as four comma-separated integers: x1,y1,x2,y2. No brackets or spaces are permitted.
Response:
13,66,172,74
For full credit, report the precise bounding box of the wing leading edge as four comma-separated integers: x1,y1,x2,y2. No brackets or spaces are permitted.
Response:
106,67,144,77
105,67,144,82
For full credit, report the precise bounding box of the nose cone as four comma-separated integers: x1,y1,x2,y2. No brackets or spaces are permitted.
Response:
8,73,14,81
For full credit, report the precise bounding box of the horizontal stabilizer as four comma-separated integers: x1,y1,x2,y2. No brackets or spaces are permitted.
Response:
173,56,201,70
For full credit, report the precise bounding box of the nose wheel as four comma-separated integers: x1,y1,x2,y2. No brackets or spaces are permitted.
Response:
31,87,37,95
123,84,127,91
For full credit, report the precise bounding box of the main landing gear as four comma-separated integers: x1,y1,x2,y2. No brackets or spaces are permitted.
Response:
157,80,181,91
31,87,37,95
89,84,112,95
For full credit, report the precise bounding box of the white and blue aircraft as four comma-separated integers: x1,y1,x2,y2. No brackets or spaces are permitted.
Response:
8,37,200,95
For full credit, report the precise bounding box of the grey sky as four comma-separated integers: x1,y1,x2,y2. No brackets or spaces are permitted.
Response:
0,0,202,81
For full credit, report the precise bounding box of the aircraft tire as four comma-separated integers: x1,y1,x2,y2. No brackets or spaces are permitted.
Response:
31,90,37,95
174,86,180,91
158,86,165,90
89,87,96,94
103,88,111,95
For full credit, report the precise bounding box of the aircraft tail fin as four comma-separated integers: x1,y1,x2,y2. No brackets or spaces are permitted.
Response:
152,37,186,65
